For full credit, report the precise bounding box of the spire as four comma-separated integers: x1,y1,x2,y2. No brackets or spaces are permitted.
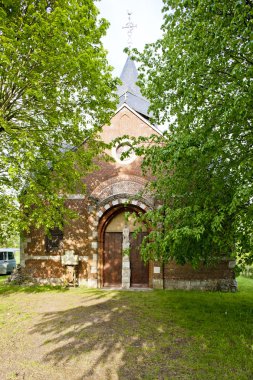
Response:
117,56,141,98
117,57,152,120
116,12,152,119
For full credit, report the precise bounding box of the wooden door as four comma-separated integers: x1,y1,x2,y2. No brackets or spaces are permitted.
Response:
130,232,149,287
103,232,122,287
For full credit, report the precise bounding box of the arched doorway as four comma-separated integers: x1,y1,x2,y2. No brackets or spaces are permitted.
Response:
99,206,149,288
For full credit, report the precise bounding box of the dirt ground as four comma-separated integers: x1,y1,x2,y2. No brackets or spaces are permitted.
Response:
1,280,252,380
0,286,190,380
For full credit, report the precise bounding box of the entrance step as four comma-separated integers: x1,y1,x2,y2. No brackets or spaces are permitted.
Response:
102,287,153,291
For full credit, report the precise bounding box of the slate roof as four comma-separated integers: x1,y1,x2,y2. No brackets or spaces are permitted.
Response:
117,56,152,120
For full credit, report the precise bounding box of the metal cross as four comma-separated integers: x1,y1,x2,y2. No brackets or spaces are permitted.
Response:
122,11,137,49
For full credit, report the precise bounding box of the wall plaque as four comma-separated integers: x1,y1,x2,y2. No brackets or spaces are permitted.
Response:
62,250,79,265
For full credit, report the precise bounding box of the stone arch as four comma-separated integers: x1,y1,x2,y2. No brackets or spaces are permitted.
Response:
90,175,154,208
86,195,152,287
97,202,150,288
87,187,153,288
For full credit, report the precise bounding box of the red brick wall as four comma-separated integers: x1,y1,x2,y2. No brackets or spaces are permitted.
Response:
84,107,158,193
25,259,64,279
164,260,234,281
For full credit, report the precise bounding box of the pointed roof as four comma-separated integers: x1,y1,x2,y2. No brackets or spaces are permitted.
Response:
117,57,142,97
117,56,152,120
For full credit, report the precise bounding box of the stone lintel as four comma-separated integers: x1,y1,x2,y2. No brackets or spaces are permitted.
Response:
25,255,61,262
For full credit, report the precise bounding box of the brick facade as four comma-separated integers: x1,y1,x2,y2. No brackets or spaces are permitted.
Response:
21,104,236,291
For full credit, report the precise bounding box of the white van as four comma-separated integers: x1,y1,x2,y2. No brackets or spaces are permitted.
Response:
0,248,17,275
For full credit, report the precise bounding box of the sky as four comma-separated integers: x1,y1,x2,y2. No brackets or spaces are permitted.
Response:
96,0,164,77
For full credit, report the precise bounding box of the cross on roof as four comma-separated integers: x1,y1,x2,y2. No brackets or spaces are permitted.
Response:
122,11,137,49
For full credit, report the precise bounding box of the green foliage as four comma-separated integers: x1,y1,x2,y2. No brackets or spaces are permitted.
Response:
241,266,253,279
0,0,118,242
122,247,130,256
132,0,253,265
0,231,19,248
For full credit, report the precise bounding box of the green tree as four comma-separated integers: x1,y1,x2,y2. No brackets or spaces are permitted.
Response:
0,0,118,243
133,0,253,266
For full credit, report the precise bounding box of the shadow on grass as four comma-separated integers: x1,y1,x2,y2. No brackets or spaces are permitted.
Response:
29,291,190,380
28,280,253,380
1,275,253,378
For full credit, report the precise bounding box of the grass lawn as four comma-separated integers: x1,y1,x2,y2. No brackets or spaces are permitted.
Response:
0,276,252,380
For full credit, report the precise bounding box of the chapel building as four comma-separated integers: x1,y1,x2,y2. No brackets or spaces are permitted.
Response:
21,57,236,291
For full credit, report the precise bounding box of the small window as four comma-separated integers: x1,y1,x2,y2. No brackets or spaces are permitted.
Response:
0,252,7,260
8,252,14,260
45,228,63,252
